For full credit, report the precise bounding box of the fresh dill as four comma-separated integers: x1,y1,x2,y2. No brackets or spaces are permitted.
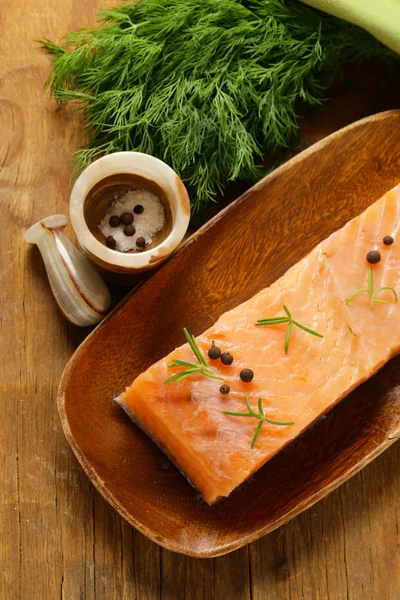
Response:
40,0,391,211
164,327,223,384
345,266,398,306
255,304,323,354
224,395,294,448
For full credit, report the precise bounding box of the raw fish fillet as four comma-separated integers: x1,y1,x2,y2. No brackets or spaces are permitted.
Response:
117,184,400,505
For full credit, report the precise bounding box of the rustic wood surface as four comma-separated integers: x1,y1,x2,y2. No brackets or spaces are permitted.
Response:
2,0,400,598
58,109,400,562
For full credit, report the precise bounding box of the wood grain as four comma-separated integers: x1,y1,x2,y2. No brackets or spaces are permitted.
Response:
2,0,400,597
58,110,400,558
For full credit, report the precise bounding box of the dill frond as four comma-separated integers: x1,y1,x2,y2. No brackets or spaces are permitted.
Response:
41,0,393,211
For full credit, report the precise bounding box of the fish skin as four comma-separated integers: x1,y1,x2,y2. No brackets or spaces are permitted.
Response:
118,183,400,505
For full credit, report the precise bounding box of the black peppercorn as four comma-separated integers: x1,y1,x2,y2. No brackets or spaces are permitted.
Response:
208,341,221,360
106,235,116,249
136,236,146,249
240,368,254,382
219,384,230,395
109,215,120,228
134,204,144,214
123,224,136,237
220,352,233,366
366,250,381,264
383,235,394,245
120,212,134,225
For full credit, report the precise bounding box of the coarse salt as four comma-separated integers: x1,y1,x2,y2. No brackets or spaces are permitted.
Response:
99,189,165,252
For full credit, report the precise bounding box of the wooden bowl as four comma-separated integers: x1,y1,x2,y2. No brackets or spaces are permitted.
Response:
58,110,400,558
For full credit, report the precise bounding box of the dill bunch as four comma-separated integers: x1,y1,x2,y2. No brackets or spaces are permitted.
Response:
41,0,390,211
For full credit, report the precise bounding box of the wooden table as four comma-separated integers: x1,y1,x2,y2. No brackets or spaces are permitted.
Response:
2,1,400,598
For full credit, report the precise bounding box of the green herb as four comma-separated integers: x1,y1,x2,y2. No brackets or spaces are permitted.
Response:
255,304,323,354
224,395,294,448
40,0,391,212
164,328,223,384
345,266,398,306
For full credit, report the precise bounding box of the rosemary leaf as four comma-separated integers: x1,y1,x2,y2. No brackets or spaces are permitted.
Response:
264,417,295,426
244,394,254,415
368,266,374,294
345,288,369,305
292,321,324,337
183,327,206,366
193,334,207,367
203,371,224,381
164,368,200,384
251,420,264,449
285,320,292,355
223,411,256,418
283,305,292,319
255,317,290,325
372,298,390,304
257,397,264,416
172,370,201,384
169,359,200,368
373,286,398,303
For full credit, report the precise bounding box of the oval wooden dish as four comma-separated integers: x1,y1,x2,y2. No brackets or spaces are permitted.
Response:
58,110,400,558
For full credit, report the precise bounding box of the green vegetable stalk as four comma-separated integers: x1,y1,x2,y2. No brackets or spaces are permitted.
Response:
41,0,391,211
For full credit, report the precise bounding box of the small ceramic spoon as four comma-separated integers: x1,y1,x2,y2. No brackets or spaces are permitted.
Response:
24,214,111,327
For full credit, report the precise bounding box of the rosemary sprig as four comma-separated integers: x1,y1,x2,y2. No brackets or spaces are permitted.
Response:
255,305,323,354
164,328,223,384
224,395,294,449
345,267,398,306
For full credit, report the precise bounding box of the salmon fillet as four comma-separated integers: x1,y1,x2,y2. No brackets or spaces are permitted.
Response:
117,183,400,505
